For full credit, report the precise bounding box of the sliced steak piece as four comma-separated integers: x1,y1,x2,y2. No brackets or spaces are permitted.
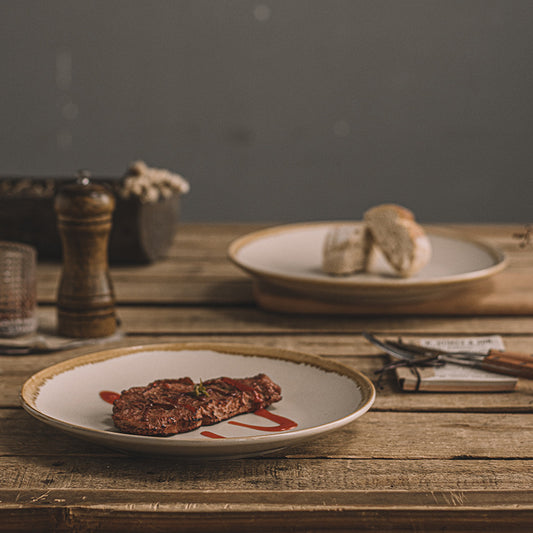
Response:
112,373,282,436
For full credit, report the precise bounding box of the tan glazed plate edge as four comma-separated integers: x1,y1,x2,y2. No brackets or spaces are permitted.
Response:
227,221,508,296
20,342,376,458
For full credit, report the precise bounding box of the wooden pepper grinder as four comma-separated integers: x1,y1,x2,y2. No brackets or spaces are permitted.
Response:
55,172,117,338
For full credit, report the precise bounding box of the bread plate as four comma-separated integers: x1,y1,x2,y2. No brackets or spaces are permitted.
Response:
21,343,375,459
228,222,508,304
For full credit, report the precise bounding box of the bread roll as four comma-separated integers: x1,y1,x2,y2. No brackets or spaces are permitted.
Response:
364,204,431,277
322,223,371,275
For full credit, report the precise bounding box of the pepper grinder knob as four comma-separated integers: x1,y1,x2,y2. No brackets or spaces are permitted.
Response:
55,172,117,338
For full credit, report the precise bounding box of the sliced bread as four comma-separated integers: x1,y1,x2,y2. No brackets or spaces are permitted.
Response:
364,204,431,277
322,223,371,275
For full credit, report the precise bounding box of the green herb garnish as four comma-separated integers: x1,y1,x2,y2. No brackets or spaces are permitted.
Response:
194,379,209,398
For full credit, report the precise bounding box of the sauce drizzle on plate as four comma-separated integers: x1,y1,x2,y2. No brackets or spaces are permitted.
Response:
99,391,120,404
100,390,298,438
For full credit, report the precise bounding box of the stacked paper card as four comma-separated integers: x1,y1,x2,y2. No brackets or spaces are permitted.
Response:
395,336,518,392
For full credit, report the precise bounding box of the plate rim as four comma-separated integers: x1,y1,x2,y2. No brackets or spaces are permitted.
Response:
227,221,508,291
20,342,376,451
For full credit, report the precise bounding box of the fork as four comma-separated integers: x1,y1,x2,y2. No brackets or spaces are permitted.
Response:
363,332,533,379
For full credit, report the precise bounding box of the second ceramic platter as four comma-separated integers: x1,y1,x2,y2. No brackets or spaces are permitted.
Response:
228,222,507,303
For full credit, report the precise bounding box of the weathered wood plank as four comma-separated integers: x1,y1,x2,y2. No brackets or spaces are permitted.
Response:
3,488,533,509
107,307,533,334
2,455,532,492
110,280,252,304
1,489,533,533
37,264,251,304
37,224,532,279
3,223,532,531
61,496,532,533
35,223,533,307
37,268,533,307
37,258,245,280
5,333,533,371
36,241,532,287
5,334,533,411
7,368,533,413
3,410,533,459
1,510,532,533
33,303,533,337
0,330,529,356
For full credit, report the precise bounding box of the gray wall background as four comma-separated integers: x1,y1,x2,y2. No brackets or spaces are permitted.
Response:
1,1,532,223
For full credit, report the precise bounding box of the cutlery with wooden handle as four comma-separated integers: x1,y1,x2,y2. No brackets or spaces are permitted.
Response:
364,332,533,380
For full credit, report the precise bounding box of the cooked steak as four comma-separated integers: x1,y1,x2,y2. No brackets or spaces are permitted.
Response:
112,373,282,436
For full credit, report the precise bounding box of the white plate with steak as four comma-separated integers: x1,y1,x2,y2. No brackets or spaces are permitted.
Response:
21,343,375,459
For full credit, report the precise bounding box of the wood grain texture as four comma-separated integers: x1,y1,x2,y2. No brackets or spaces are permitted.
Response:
4,334,533,412
3,455,533,491
3,410,533,459
2,223,533,531
5,362,533,414
32,305,533,335
34,223,533,308
2,490,532,532
253,270,533,315
55,180,118,337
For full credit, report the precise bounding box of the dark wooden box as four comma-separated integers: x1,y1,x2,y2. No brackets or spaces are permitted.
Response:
0,177,182,264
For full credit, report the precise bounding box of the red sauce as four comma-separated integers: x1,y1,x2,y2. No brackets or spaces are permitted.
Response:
220,378,254,392
221,376,253,392
202,409,297,438
220,377,262,404
182,403,197,413
200,431,226,439
228,408,297,432
99,391,298,438
99,390,120,404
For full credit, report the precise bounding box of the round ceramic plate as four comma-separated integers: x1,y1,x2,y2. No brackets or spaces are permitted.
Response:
228,222,508,303
21,343,375,459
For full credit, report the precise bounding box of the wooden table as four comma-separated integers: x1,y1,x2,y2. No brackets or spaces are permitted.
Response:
3,223,533,532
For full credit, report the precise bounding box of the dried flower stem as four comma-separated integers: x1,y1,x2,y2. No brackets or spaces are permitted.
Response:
513,224,532,249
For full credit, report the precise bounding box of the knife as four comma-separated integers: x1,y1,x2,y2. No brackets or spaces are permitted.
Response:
363,332,533,380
